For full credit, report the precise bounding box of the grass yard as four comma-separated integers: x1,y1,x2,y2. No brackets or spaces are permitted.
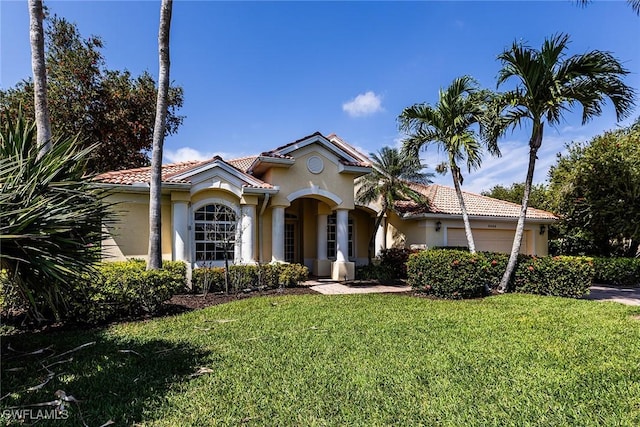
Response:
2,293,640,426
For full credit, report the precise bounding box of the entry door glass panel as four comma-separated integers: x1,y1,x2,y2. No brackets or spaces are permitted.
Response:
285,222,296,263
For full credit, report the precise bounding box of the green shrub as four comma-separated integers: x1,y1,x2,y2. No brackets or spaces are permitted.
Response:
407,250,491,299
70,260,186,323
355,263,397,284
192,266,226,293
514,256,594,297
379,248,417,280
279,263,309,287
191,263,309,293
407,250,594,299
593,257,640,287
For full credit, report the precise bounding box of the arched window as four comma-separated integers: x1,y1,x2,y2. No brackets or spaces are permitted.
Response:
194,204,237,263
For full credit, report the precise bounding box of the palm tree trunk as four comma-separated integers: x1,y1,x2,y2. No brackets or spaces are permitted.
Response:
147,0,173,271
497,123,543,292
28,0,52,159
368,200,388,262
451,164,476,253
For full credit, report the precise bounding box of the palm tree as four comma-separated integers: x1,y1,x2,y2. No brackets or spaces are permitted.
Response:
577,0,640,16
0,112,111,321
28,0,52,158
495,33,635,292
147,0,173,270
398,76,502,254
356,147,432,262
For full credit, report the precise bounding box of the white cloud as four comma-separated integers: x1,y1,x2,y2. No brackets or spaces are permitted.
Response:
342,91,383,118
164,147,249,164
164,147,214,163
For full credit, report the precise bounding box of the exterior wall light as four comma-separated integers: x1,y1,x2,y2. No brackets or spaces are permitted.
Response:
435,221,442,232
540,225,546,235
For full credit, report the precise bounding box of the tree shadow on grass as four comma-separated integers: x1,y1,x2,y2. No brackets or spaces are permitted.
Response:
1,327,211,426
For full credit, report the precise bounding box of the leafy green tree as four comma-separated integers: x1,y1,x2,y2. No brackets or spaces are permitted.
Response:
482,182,551,211
548,120,640,256
399,76,502,254
494,33,635,292
0,113,112,321
0,15,184,174
356,147,432,262
148,0,173,270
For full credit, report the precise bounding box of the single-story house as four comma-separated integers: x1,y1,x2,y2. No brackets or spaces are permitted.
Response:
95,132,557,280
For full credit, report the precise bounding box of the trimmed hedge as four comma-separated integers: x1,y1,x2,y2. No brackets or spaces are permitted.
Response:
355,248,418,283
407,250,594,299
513,255,594,298
191,263,309,293
70,260,186,323
593,257,640,287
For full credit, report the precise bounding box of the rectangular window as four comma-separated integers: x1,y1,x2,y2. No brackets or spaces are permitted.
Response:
327,213,354,260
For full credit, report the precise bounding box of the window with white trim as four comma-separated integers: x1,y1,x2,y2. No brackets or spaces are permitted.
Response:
194,204,237,263
327,213,354,260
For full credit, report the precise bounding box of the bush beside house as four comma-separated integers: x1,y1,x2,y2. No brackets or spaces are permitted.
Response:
407,250,594,299
70,260,187,323
592,257,640,287
192,263,309,294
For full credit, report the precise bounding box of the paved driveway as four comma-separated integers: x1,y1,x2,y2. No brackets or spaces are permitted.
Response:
584,285,640,306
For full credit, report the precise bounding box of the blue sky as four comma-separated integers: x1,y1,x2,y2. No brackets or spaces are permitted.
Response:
2,1,639,193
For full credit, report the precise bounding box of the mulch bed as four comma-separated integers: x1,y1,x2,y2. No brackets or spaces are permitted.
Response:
162,286,318,312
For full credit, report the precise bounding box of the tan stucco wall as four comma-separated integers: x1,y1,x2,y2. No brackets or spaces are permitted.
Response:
191,189,240,208
103,192,172,261
385,212,550,256
267,149,357,209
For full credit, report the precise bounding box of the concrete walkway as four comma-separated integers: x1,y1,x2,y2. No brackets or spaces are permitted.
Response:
306,279,411,295
583,285,640,306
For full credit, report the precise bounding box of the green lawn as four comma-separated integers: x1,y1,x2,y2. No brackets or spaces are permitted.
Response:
2,294,640,426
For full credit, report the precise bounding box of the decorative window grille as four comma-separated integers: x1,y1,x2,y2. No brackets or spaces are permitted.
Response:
327,213,354,259
194,204,237,263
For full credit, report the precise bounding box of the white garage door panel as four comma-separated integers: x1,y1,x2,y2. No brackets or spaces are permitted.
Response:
447,228,528,254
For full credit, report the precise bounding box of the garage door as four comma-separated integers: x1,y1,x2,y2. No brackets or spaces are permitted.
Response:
447,228,529,254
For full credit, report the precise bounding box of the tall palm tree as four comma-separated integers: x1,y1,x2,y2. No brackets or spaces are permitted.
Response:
28,0,52,158
399,76,502,254
495,33,635,292
148,0,173,270
356,146,432,262
577,0,640,16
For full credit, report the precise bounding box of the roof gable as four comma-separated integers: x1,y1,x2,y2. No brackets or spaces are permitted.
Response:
268,132,370,167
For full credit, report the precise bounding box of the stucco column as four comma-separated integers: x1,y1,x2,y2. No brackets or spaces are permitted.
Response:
240,204,256,264
171,200,189,262
335,209,349,262
375,216,386,257
271,205,285,262
331,208,354,280
314,213,331,276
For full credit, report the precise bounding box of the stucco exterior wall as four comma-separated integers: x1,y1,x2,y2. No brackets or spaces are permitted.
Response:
103,192,172,261
385,212,550,256
266,149,356,209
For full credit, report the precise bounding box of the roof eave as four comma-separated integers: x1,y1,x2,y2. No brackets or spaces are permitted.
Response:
401,212,558,223
338,164,371,176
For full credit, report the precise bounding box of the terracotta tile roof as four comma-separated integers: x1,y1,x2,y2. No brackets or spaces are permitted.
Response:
397,183,557,220
326,133,372,165
95,157,273,189
95,160,204,185
227,155,258,173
